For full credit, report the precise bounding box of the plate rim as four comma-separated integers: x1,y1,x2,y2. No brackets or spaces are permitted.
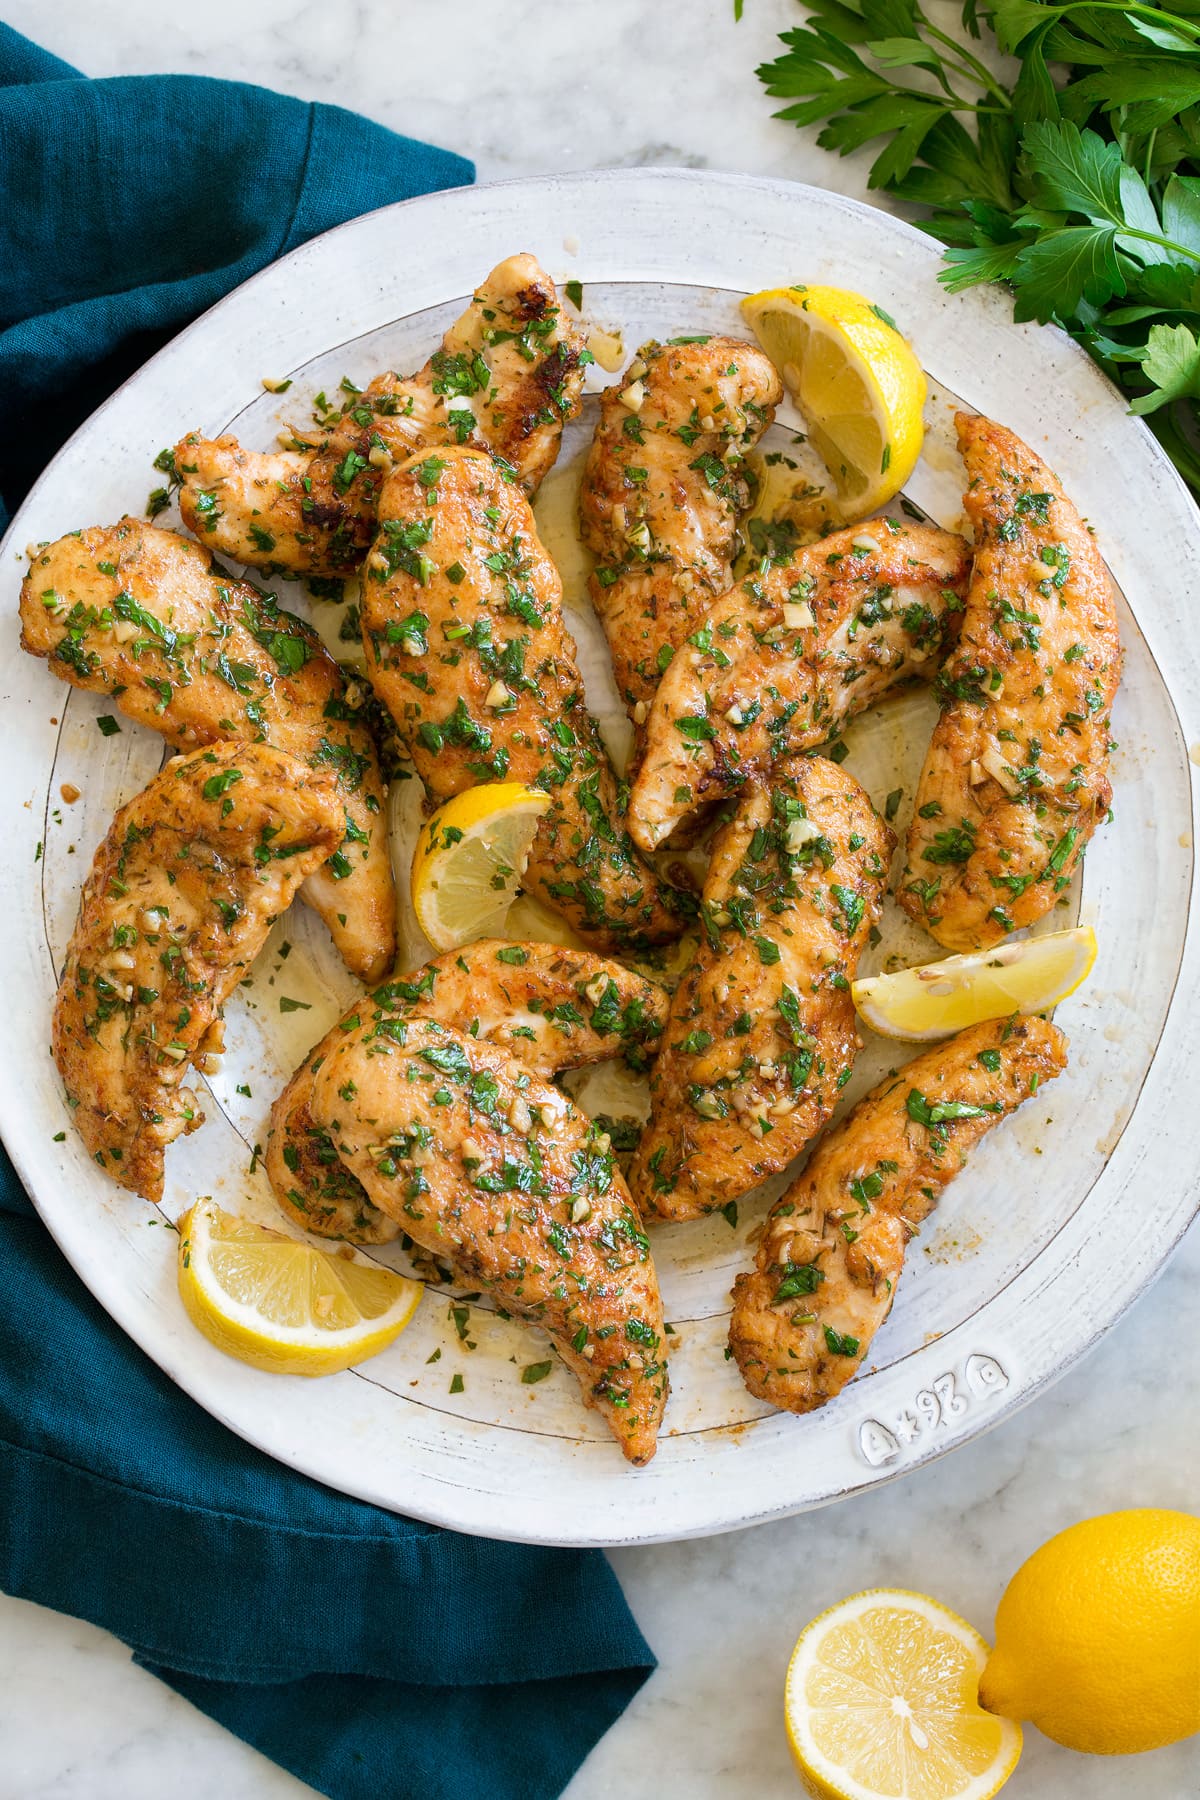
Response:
4,165,1199,1545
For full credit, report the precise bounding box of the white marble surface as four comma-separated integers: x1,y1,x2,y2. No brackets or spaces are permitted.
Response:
2,1,1198,1795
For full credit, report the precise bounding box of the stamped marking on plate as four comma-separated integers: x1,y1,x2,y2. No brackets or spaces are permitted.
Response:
856,1352,1011,1468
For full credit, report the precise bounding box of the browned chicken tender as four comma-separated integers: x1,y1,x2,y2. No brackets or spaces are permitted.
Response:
20,519,395,983
898,414,1122,951
309,1017,669,1464
579,336,782,734
175,254,586,575
730,1016,1068,1413
629,519,971,851
628,757,892,1220
52,743,343,1203
360,445,691,951
268,939,669,1243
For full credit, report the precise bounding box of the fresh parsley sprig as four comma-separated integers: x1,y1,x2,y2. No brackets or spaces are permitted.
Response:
752,0,1200,494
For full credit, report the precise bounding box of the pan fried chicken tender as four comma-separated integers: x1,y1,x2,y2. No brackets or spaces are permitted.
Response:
629,520,971,851
438,256,588,493
267,939,669,1243
628,757,892,1221
175,254,586,575
730,1016,1067,1413
579,335,782,732
52,743,343,1203
898,414,1122,951
360,446,690,950
20,520,396,983
309,1018,669,1463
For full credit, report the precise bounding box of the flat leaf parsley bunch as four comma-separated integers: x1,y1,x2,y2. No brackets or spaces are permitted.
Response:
750,0,1200,492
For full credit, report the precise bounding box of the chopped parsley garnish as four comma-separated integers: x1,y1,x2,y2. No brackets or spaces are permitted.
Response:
907,1089,997,1128
773,1262,824,1303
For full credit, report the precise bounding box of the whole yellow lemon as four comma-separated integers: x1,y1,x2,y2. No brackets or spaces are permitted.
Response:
979,1509,1200,1755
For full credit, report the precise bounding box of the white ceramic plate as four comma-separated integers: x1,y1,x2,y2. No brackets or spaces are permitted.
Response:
3,170,1197,1546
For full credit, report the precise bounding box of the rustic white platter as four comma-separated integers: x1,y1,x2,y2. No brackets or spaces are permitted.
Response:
2,169,1197,1546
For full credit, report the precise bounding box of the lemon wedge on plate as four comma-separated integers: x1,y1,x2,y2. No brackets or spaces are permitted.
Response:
786,1589,1023,1800
852,926,1096,1042
410,781,550,952
178,1198,421,1376
741,284,926,518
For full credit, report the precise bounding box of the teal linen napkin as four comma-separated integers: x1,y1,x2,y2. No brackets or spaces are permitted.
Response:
0,22,471,528
0,26,654,1798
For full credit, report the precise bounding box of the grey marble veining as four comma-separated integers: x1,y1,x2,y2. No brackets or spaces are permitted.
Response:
2,1,1198,1795
7,0,862,191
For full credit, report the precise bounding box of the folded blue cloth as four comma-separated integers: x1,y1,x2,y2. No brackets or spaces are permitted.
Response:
0,26,654,1798
0,23,472,529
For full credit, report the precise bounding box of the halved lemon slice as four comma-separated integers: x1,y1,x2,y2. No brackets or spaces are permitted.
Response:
786,1589,1023,1800
410,781,550,952
853,925,1096,1042
741,284,926,518
178,1198,421,1376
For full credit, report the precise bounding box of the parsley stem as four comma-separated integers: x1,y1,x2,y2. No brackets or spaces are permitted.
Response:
1119,225,1200,264
918,16,1014,109
1044,0,1200,38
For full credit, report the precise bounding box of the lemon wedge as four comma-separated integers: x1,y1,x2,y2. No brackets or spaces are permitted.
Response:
852,926,1096,1042
178,1198,421,1376
786,1589,1023,1800
741,284,926,518
410,781,550,952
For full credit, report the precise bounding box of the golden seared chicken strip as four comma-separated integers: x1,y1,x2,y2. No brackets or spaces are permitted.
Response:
267,939,669,1243
311,1018,668,1463
628,757,892,1221
52,743,342,1203
629,520,971,851
579,336,782,732
21,522,395,982
730,1016,1067,1413
361,446,691,950
175,254,586,576
898,414,1122,951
